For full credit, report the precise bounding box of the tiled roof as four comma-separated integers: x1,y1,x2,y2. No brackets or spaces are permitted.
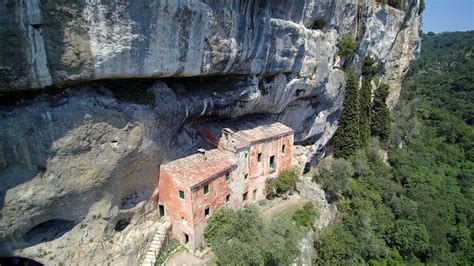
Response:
161,148,236,188
203,120,294,149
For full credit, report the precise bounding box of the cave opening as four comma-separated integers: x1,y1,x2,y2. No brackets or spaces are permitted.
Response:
0,257,43,265
23,219,76,244
114,218,131,232
161,74,253,95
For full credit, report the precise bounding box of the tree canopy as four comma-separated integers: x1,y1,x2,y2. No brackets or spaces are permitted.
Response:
315,31,474,265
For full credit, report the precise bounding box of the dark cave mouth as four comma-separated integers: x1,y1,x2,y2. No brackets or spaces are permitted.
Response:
114,218,131,232
0,257,43,265
0,74,257,108
23,219,76,243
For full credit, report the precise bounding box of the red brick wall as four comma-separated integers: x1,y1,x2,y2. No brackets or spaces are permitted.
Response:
157,170,194,244
248,134,293,179
190,171,233,244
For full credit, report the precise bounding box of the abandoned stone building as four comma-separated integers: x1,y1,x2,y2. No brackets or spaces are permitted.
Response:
157,121,294,249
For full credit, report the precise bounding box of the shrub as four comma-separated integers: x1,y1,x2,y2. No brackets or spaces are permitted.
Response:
155,238,179,265
313,158,354,199
205,205,302,265
204,208,237,246
338,34,358,57
391,219,430,258
292,202,319,228
266,167,299,198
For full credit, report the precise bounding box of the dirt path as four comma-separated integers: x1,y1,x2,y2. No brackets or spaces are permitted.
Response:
262,194,307,223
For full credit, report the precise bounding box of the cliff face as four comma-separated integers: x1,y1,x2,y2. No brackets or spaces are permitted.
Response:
0,0,421,264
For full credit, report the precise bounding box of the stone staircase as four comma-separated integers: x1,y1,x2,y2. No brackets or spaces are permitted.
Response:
141,221,171,266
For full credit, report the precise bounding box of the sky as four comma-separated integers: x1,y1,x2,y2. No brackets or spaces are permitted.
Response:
422,0,474,33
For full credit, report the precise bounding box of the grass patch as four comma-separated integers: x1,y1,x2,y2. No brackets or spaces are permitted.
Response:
155,238,180,266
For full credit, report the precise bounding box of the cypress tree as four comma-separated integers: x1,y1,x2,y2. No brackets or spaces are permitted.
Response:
359,56,377,148
359,77,372,148
334,70,360,158
371,84,391,142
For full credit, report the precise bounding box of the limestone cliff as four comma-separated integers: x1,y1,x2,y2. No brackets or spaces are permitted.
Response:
0,0,421,264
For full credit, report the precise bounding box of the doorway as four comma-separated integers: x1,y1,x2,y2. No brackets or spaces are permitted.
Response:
159,204,165,218
184,233,189,244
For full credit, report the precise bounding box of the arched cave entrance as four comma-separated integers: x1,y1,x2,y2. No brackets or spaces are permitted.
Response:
23,219,76,245
114,218,131,232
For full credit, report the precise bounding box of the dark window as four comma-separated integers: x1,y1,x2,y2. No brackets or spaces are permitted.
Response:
179,190,185,199
258,153,262,162
270,155,276,170
204,184,209,195
184,233,189,243
244,174,248,180
243,192,248,201
282,145,286,153
205,207,210,217
226,173,230,181
159,205,165,217
226,194,230,203
253,189,257,201
245,153,248,158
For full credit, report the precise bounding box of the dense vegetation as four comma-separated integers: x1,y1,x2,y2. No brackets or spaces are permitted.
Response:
334,56,387,158
314,32,474,264
266,168,299,198
204,203,317,265
333,70,360,158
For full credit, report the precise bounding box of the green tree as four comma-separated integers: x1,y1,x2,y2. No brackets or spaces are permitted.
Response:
360,56,378,148
265,217,302,265
391,219,430,258
203,207,236,246
314,157,354,198
314,224,363,264
266,167,299,198
359,77,373,148
371,84,391,142
292,202,319,228
362,56,377,78
334,70,360,158
205,205,303,265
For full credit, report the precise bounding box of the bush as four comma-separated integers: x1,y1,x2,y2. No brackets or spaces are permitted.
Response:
313,158,354,199
266,167,299,198
155,238,179,266
205,205,303,265
391,219,430,258
338,34,358,57
204,208,236,246
292,202,319,228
